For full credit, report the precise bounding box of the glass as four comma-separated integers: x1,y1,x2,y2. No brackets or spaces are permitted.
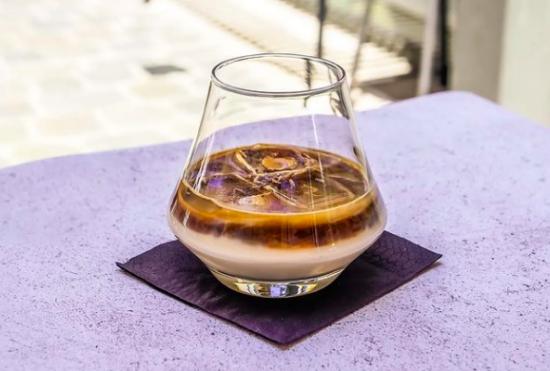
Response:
168,53,387,298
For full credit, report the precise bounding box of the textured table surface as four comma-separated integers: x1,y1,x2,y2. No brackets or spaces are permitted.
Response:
1,92,549,370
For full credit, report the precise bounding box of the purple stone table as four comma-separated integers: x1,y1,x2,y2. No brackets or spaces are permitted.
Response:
1,92,549,370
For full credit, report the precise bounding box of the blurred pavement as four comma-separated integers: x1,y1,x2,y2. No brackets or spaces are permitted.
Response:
0,0,390,168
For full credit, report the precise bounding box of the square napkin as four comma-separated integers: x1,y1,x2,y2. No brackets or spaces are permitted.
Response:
117,231,441,345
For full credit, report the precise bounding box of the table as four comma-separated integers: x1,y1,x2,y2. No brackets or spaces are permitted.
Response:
1,92,549,370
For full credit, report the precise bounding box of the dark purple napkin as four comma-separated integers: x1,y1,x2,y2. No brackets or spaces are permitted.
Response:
117,231,441,345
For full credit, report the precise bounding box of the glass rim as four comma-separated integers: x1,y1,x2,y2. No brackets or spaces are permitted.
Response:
211,53,347,98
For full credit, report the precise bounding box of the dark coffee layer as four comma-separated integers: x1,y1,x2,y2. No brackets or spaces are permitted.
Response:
171,183,383,248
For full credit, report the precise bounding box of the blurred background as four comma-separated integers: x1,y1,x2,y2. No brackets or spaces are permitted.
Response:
1,0,549,168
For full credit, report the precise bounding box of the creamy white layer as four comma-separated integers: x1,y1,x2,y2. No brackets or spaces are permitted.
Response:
169,217,386,280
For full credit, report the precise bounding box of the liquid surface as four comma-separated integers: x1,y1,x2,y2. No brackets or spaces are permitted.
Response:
170,144,385,250
185,143,369,213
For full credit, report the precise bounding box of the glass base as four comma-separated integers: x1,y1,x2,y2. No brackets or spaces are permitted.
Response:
209,268,344,298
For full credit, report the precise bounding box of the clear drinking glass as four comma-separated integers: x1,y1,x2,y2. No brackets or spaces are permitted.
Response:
168,53,387,298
